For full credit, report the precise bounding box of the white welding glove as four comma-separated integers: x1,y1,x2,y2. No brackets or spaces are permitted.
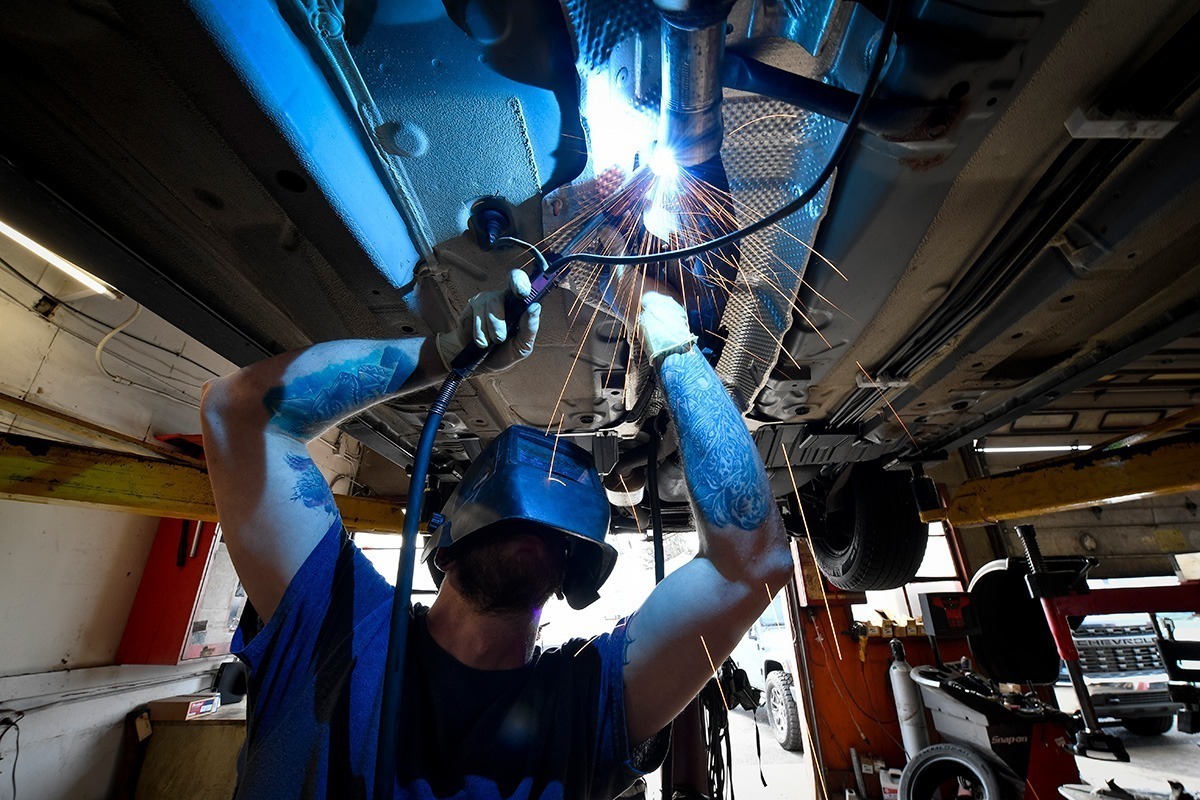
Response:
637,291,697,365
435,269,541,374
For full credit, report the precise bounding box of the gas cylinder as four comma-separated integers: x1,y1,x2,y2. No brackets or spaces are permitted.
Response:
888,638,930,760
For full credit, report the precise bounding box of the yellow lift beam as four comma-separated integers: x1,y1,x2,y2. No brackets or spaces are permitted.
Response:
0,390,204,467
0,433,406,532
925,435,1200,527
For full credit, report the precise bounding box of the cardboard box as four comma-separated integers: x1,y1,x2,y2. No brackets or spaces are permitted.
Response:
149,693,221,721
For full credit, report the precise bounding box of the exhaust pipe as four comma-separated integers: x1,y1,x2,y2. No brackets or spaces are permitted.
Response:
653,0,735,167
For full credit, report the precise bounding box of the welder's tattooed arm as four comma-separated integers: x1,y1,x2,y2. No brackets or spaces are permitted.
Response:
620,343,791,748
658,350,770,531
261,342,424,439
200,336,442,619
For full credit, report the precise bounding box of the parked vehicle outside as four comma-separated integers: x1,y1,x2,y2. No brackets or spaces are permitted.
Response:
731,594,804,751
1054,613,1186,736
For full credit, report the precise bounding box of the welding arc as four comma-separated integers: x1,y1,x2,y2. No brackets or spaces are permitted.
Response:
556,0,899,269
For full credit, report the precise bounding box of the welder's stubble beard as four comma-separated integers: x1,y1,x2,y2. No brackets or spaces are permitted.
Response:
450,529,567,616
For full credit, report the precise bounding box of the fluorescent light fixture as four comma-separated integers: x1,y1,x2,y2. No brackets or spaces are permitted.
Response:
0,218,117,298
1096,491,1156,506
975,444,1092,454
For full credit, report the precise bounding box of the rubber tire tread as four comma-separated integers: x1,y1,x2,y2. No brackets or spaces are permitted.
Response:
1121,715,1174,736
811,462,928,591
765,671,804,751
899,743,1002,800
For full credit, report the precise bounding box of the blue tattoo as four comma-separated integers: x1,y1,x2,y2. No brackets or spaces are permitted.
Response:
660,350,770,531
263,345,413,436
285,453,338,516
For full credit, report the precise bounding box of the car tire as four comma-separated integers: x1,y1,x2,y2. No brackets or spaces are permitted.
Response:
1121,715,1174,736
900,743,1003,800
765,671,804,751
811,462,928,591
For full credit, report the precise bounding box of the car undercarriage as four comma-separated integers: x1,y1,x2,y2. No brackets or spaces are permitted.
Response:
2,0,1198,590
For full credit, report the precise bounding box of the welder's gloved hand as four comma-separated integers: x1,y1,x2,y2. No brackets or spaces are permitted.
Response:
637,291,697,366
435,269,541,374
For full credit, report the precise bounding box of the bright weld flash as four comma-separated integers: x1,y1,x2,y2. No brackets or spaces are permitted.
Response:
643,148,682,242
648,146,679,181
581,73,656,172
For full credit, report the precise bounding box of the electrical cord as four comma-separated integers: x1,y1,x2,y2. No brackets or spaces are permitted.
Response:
554,0,899,269
0,712,23,799
0,255,220,380
93,304,202,409
94,303,142,381
0,277,203,408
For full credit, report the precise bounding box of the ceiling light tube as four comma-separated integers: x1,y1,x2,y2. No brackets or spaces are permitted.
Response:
975,445,1093,453
0,218,117,298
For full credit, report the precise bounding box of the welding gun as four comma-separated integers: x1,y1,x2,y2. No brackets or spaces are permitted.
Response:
446,252,564,378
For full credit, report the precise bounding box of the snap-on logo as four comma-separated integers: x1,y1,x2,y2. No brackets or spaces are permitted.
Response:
991,735,1029,745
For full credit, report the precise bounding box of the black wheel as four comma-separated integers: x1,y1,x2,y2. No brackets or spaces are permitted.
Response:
811,462,928,591
765,671,803,751
1121,715,1174,736
900,743,1003,800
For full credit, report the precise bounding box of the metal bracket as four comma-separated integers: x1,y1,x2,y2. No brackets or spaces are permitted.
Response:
1065,107,1178,140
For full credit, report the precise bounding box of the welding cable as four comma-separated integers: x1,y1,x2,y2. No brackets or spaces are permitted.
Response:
373,250,553,800
555,0,899,269
373,373,459,800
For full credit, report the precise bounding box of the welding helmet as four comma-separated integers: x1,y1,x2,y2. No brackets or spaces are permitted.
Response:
422,425,616,609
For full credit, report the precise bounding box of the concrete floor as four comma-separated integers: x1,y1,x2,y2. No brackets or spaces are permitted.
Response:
727,706,807,800
1074,726,1200,793
722,710,1200,800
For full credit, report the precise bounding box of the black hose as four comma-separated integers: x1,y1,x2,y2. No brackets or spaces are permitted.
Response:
373,374,461,800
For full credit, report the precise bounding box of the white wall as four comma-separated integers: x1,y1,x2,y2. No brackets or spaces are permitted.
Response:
0,500,160,675
0,664,217,800
0,240,359,797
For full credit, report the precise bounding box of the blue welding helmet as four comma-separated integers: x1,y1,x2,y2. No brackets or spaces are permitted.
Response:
422,425,616,609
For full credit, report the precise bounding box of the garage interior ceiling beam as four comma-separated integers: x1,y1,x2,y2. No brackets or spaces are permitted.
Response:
927,435,1200,527
0,433,406,533
0,390,205,467
0,159,274,367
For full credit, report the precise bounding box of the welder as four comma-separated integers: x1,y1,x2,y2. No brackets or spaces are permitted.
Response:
200,268,792,799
